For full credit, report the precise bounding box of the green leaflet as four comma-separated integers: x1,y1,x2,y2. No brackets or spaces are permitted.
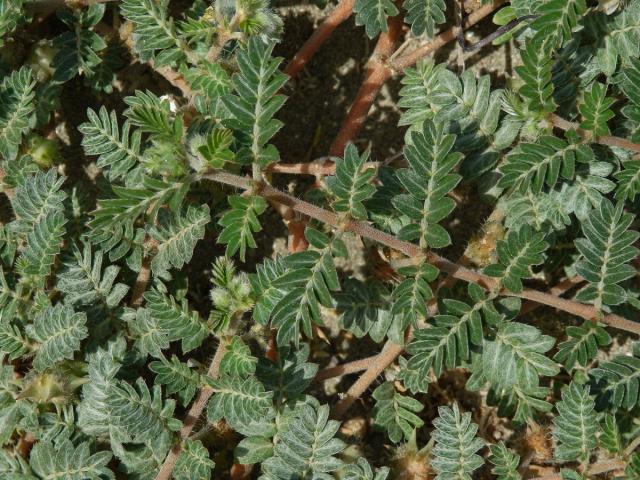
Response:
270,228,344,346
498,135,587,194
553,383,598,464
79,107,143,181
393,120,461,248
222,37,287,167
144,288,209,353
57,242,129,309
335,278,395,343
326,143,376,220
30,440,113,480
554,321,611,370
515,35,556,115
478,322,559,390
431,404,485,480
149,204,210,276
574,199,639,307
261,403,344,479
484,225,548,293
174,439,215,480
218,194,267,262
0,67,36,160
52,5,107,82
590,343,640,411
120,0,189,66
107,377,181,441
488,442,521,480
26,304,88,372
206,375,273,430
579,82,615,136
256,344,317,403
219,337,257,378
343,458,390,480
353,0,398,39
0,1,25,48
149,355,199,407
372,382,424,443
403,0,445,37
406,284,495,381
529,0,587,47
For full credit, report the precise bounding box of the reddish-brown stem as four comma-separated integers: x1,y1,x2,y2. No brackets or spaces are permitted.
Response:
154,338,228,480
283,0,356,79
519,275,584,316
332,332,411,418
314,355,375,382
330,1,504,155
389,0,506,72
549,113,640,155
202,170,640,336
329,15,404,156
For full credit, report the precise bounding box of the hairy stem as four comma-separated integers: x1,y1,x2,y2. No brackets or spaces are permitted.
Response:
329,15,404,156
549,113,640,155
314,355,376,382
329,1,504,154
202,170,640,336
154,337,229,480
332,336,408,418
283,0,355,79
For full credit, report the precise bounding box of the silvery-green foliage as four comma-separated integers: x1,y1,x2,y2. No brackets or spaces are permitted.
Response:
260,403,344,479
148,204,210,276
174,439,215,480
553,383,598,464
372,381,424,443
431,404,485,480
488,442,521,480
2,0,640,477
0,67,36,160
26,304,88,372
29,440,113,480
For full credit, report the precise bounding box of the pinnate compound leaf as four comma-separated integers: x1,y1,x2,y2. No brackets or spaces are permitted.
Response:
488,442,521,480
261,403,344,479
29,440,113,480
431,403,484,480
553,382,597,464
353,0,398,39
326,143,376,220
207,375,273,430
372,382,424,443
174,439,215,480
149,204,210,276
0,67,36,160
484,226,548,293
574,199,639,307
26,304,88,372
218,195,267,262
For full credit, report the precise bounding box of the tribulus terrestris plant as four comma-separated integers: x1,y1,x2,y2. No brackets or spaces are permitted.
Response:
0,0,640,478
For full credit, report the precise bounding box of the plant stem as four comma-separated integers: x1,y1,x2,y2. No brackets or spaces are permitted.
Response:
201,170,640,336
549,113,640,155
154,337,229,480
314,355,376,382
329,1,503,155
624,433,640,457
332,335,408,419
283,0,356,79
329,15,404,156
